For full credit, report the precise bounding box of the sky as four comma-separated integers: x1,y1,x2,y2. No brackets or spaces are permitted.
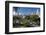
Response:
13,7,40,15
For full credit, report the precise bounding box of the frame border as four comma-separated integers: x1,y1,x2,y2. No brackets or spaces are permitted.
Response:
5,1,45,34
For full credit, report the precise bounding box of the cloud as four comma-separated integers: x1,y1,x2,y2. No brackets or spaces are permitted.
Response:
13,11,18,16
19,12,22,15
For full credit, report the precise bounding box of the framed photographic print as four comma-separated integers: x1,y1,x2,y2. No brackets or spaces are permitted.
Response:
5,1,45,34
